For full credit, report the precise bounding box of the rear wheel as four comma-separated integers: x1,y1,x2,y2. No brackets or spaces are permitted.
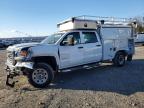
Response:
113,52,126,67
28,63,54,88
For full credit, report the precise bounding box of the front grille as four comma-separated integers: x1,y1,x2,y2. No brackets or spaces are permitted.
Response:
7,51,15,65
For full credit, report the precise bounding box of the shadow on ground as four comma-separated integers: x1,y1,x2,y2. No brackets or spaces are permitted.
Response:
42,59,144,96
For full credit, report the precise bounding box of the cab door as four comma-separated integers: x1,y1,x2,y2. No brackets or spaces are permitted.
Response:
59,32,84,69
81,31,102,64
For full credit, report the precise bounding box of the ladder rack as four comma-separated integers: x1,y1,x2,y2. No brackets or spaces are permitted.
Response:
57,15,137,31
73,15,134,25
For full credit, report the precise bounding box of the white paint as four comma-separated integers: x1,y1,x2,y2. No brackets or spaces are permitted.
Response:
58,19,97,31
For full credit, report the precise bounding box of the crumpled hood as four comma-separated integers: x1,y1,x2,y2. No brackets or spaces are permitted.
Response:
7,42,40,51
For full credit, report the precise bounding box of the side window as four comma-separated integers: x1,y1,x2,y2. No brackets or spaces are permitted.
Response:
82,32,98,43
61,32,81,45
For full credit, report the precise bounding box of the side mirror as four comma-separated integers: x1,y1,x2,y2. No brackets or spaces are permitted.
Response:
60,35,75,46
60,41,75,46
60,41,68,46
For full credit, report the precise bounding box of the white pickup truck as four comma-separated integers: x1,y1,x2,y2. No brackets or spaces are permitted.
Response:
135,33,144,45
5,16,136,88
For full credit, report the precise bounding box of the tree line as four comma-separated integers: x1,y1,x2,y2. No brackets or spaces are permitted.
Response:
133,16,144,33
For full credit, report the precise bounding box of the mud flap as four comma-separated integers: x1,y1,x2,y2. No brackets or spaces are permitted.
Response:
127,55,133,61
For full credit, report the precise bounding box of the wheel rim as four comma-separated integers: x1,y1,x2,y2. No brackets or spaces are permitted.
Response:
118,55,125,65
32,68,48,85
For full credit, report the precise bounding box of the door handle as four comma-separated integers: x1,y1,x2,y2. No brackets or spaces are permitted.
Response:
78,46,83,49
96,45,101,47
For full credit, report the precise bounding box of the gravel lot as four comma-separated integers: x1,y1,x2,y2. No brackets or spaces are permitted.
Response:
0,46,144,108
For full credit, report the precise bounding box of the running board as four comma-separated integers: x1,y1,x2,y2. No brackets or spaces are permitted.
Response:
60,62,101,72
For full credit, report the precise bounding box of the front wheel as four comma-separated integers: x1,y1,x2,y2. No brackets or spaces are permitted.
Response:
113,52,126,67
28,63,54,88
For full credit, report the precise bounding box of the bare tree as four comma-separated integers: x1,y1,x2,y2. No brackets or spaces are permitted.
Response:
133,16,144,33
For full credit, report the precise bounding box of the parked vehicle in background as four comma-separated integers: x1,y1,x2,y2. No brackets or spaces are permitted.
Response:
0,40,6,48
3,41,13,47
135,33,144,46
0,40,14,48
5,16,137,88
0,40,5,48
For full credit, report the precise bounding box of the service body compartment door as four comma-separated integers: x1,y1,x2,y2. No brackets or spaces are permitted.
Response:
102,39,116,60
81,31,102,64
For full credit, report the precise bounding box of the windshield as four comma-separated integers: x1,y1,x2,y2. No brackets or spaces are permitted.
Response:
41,33,64,44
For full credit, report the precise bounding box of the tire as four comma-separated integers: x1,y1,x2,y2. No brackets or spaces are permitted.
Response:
28,63,54,88
113,52,126,67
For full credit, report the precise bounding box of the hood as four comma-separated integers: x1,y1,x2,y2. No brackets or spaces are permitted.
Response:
7,42,40,51
30,44,58,57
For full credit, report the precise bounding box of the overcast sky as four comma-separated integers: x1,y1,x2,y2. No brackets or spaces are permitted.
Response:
0,0,144,38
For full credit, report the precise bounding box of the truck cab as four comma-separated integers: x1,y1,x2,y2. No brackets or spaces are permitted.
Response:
56,30,102,69
5,16,136,88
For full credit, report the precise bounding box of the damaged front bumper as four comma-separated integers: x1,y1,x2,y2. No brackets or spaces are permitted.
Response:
5,61,34,87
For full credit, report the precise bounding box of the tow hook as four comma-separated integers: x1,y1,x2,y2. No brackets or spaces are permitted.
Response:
5,67,19,87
